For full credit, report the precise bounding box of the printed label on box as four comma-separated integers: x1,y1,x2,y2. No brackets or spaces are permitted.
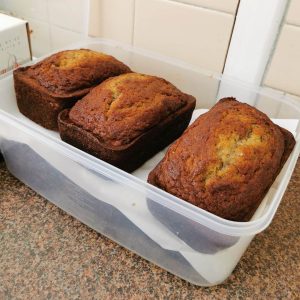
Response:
0,13,31,75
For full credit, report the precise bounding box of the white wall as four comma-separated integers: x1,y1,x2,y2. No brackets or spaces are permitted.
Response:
89,0,239,73
0,0,89,57
1,0,238,73
264,0,300,97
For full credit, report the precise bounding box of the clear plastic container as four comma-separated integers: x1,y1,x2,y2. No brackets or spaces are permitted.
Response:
0,39,299,286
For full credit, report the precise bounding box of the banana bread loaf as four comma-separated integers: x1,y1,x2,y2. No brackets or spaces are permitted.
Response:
58,73,196,172
148,98,295,221
13,49,131,130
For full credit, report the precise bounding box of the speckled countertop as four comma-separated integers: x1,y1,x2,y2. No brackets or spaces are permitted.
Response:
0,159,299,299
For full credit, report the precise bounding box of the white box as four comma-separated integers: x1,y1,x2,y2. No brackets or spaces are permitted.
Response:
0,13,32,76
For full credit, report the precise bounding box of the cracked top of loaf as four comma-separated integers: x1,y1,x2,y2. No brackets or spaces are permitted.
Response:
148,98,295,221
69,73,195,147
24,49,131,96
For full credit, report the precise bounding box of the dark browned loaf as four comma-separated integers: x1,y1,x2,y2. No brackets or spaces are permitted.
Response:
58,73,196,172
148,98,295,221
13,49,131,130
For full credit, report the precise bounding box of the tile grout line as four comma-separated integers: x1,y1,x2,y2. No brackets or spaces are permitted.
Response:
221,0,240,74
131,0,136,46
45,0,52,51
169,0,236,16
260,0,292,87
284,22,300,28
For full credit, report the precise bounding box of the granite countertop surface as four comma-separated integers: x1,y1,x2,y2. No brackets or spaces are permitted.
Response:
0,159,299,299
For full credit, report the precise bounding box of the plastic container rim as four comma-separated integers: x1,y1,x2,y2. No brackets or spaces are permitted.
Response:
0,37,299,237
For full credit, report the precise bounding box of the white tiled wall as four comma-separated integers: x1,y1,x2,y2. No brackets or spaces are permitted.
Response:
48,0,87,33
134,0,235,72
264,25,300,97
0,0,238,76
264,0,300,97
26,18,51,58
0,0,48,21
87,0,238,104
0,0,238,73
89,0,134,44
286,0,300,26
50,25,84,51
0,0,88,57
89,0,238,74
172,0,239,14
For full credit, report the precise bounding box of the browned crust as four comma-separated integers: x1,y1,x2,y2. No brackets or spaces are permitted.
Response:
68,73,193,147
58,95,196,172
148,98,296,221
240,126,295,221
14,70,86,130
13,49,131,130
23,49,131,97
14,66,94,99
278,126,296,167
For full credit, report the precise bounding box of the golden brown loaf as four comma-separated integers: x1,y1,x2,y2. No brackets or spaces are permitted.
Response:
25,49,131,96
58,72,196,172
69,73,193,147
13,49,131,130
148,98,295,221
